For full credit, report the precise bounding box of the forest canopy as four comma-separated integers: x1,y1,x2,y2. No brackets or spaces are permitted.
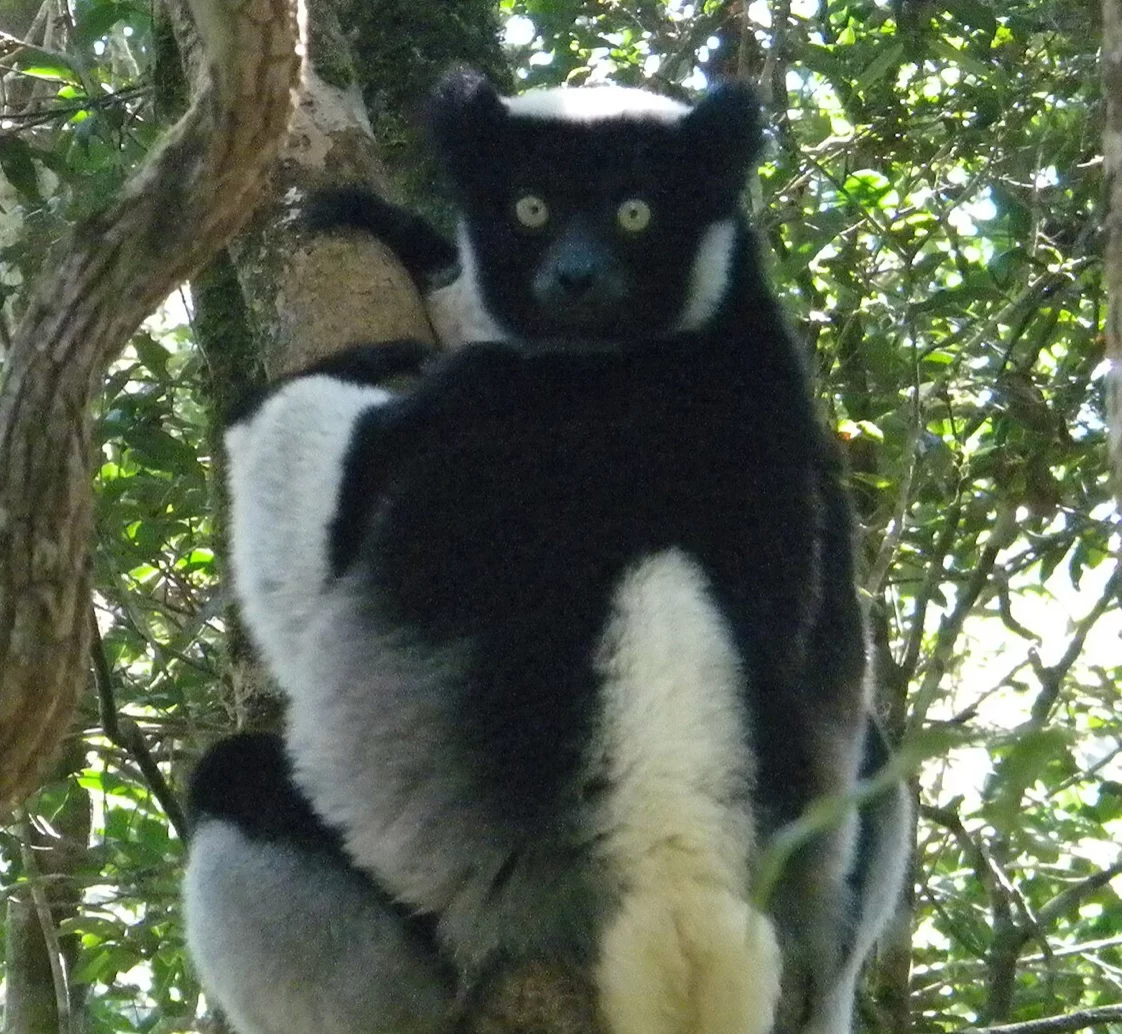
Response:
0,0,1118,1032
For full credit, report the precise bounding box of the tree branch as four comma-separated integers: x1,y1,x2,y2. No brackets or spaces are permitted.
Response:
864,388,922,600
0,0,301,807
958,1005,1122,1034
1101,0,1122,505
920,803,1014,939
88,609,189,841
1028,563,1122,725
909,504,1019,727
899,493,963,683
16,812,72,1034
1035,861,1122,930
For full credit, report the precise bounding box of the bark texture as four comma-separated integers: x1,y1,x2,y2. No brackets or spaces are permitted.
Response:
191,250,280,732
231,0,435,379
466,962,601,1034
3,748,92,1034
0,0,301,808
1105,0,1122,507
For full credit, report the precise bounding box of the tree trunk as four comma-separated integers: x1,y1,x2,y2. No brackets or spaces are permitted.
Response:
3,899,60,1034
185,0,435,734
3,747,92,1034
1104,0,1122,507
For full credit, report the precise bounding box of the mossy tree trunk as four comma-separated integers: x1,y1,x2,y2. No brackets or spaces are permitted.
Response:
1103,0,1122,507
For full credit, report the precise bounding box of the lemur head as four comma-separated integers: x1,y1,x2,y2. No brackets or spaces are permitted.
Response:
428,70,762,343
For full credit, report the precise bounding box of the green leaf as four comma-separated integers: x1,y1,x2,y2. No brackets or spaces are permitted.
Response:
855,41,905,93
944,0,998,37
72,947,118,985
123,426,201,475
17,63,79,83
986,727,1071,834
923,349,956,365
929,37,993,79
1068,537,1106,588
73,0,148,49
0,137,42,202
59,915,127,943
842,169,894,205
800,43,848,85
838,418,885,442
795,111,835,146
132,334,170,378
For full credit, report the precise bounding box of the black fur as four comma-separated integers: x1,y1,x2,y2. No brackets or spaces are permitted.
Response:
327,316,862,830
305,73,763,346
849,717,905,911
188,731,352,858
312,71,862,825
225,339,434,429
304,186,459,287
318,73,869,1021
428,74,761,341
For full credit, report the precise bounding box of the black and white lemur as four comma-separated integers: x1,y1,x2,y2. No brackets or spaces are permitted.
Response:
184,69,910,1034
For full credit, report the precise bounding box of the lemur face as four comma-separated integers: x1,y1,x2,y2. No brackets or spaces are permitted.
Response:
429,72,762,343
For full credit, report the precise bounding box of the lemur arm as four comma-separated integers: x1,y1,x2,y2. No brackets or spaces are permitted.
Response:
226,338,433,428
222,338,528,680
303,186,459,286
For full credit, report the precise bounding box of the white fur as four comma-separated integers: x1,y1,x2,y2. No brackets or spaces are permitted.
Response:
674,219,737,332
225,376,392,690
427,225,507,346
593,549,781,1034
502,86,689,123
282,600,487,914
184,822,452,1034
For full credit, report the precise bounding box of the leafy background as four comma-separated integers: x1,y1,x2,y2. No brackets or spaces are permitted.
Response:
0,0,1118,1031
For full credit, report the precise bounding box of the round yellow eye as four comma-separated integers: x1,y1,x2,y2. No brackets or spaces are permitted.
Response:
514,194,549,229
617,198,651,232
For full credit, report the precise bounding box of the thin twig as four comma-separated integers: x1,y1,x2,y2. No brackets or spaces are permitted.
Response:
957,1005,1122,1034
1028,563,1122,725
15,811,72,1034
89,607,189,840
864,351,923,598
898,491,964,681
909,504,1019,728
913,933,1122,985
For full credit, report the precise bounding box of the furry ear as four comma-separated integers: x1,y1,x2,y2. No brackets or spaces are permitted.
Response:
682,80,764,176
427,68,507,183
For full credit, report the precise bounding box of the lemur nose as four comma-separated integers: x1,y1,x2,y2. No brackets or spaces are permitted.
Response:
557,268,597,297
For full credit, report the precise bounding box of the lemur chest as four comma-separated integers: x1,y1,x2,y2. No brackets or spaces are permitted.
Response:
368,378,818,649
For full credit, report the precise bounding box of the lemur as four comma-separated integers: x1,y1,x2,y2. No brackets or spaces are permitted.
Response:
184,69,910,1034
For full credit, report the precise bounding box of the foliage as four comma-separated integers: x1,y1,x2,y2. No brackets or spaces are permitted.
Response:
0,0,1118,1031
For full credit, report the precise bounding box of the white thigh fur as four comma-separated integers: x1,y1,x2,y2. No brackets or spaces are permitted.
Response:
593,549,781,1034
425,226,506,347
184,823,453,1034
